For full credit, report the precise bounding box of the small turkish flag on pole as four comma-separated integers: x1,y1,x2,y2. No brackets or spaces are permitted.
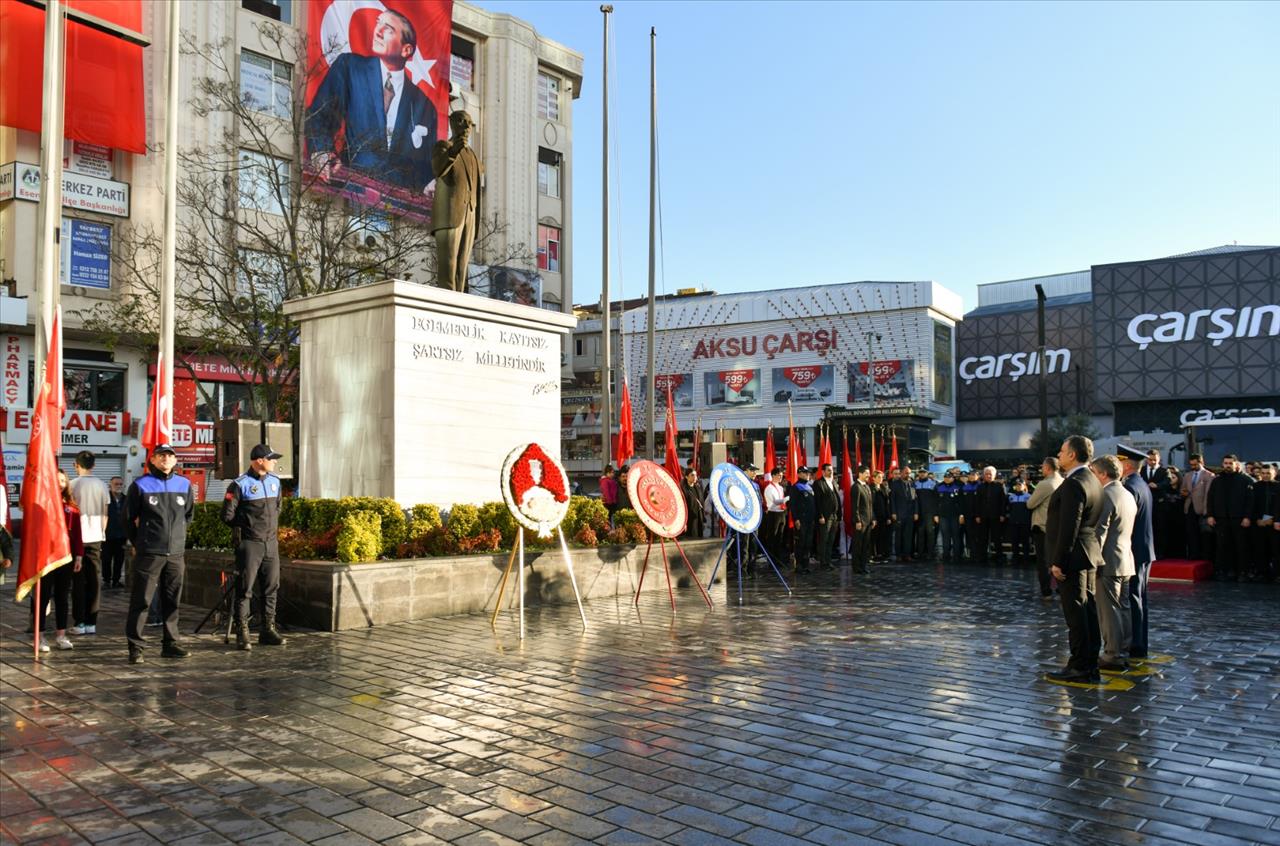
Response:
141,349,172,454
614,377,634,467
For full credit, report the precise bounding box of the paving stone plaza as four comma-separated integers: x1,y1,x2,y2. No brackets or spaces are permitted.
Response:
1,563,1277,846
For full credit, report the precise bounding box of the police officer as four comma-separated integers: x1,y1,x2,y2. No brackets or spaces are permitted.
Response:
223,444,286,650
125,444,194,664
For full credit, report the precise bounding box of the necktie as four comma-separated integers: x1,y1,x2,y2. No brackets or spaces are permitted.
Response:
383,75,394,116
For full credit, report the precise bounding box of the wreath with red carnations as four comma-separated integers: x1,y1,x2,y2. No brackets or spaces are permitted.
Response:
500,443,571,537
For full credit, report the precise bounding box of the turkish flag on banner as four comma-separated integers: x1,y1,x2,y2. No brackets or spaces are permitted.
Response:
0,0,146,153
141,351,171,453
15,322,71,603
306,0,453,140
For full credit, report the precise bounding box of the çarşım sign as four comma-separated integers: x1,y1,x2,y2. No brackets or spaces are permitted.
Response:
958,348,1072,384
1126,305,1280,351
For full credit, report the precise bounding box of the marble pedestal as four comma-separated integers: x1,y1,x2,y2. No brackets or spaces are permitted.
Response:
283,280,576,508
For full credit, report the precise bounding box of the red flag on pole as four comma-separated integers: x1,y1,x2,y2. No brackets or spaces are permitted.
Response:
854,428,862,469
869,427,876,474
691,419,701,478
890,430,899,472
663,385,681,482
0,0,147,153
819,425,833,474
614,377,634,467
141,350,172,454
841,435,854,536
763,426,775,477
15,315,71,603
786,404,800,485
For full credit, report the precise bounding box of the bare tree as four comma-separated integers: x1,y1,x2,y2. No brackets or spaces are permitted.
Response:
78,22,532,422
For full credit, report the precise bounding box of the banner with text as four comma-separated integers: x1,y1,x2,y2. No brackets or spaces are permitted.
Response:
847,360,915,403
772,365,834,404
704,369,760,408
640,374,694,409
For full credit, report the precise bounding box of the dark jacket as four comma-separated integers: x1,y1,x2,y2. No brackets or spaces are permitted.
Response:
872,482,891,523
126,467,194,556
1008,492,1032,526
889,478,916,519
1045,466,1104,574
914,479,939,519
788,481,816,525
1209,470,1254,523
1123,473,1156,567
960,481,980,520
976,481,1008,522
850,480,874,527
814,477,840,520
222,468,283,543
1249,480,1278,522
936,482,962,518
106,491,129,541
681,480,704,526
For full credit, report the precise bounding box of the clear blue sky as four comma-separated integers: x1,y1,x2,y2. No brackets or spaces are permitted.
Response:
479,0,1280,312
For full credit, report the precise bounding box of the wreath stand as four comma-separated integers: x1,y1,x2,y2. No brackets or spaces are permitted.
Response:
633,534,715,611
489,526,588,640
706,530,792,605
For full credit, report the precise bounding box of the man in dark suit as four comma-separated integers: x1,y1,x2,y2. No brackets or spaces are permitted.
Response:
974,466,1009,564
849,466,875,574
1207,454,1254,582
1045,435,1105,682
787,467,816,573
306,10,438,193
888,467,916,561
813,464,841,570
1117,445,1156,658
1140,449,1175,557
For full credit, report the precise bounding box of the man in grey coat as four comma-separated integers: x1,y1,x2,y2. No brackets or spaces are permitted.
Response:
1090,455,1136,671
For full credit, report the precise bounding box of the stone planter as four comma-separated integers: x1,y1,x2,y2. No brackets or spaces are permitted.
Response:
184,538,727,632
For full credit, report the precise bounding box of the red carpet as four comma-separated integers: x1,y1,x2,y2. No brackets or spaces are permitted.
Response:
1150,558,1213,582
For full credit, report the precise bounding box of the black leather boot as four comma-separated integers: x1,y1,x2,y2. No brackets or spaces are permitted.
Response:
235,621,252,651
259,618,286,646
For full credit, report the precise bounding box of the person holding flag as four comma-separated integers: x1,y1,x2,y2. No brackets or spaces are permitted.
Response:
29,471,84,652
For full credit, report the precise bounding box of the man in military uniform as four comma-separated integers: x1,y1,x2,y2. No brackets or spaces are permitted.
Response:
222,444,286,650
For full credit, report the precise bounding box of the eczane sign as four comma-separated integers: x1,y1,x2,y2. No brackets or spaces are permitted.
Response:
3,408,129,446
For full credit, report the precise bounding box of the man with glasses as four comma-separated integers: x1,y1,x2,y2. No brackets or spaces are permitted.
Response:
223,444,287,651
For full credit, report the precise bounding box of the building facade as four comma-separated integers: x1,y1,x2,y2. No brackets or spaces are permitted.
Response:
956,246,1280,466
2,0,582,498
564,281,965,486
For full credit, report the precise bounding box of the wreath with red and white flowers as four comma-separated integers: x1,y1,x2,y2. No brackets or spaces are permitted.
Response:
500,443,571,537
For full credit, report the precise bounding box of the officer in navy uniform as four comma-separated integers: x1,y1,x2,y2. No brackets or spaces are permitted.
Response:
124,444,194,664
222,444,286,650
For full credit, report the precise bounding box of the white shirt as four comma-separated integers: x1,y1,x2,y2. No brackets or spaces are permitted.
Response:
383,68,405,148
69,474,109,544
764,482,788,512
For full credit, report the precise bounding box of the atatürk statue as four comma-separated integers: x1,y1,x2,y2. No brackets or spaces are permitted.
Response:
431,111,482,292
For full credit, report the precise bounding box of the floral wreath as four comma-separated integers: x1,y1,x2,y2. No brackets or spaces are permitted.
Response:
501,443,571,537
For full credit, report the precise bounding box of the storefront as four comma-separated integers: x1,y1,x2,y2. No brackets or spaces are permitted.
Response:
617,281,963,468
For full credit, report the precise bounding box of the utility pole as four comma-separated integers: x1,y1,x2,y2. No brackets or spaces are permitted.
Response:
598,5,612,470
645,27,657,459
1035,284,1048,457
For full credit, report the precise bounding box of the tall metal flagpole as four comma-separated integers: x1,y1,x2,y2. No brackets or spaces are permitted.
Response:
645,27,657,459
34,0,66,384
599,5,613,471
159,0,182,437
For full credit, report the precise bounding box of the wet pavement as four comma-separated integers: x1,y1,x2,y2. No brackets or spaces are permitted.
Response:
1,560,1277,846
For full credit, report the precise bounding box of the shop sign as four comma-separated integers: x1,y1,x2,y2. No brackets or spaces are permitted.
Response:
64,140,113,179
639,373,694,408
1126,305,1280,351
704,369,760,407
0,162,41,202
0,162,130,217
60,219,112,289
171,421,216,461
1179,406,1277,426
772,365,834,404
958,348,1071,384
847,360,915,403
2,408,129,446
3,334,29,409
692,328,839,361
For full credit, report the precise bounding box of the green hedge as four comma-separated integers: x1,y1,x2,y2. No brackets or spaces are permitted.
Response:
189,493,658,561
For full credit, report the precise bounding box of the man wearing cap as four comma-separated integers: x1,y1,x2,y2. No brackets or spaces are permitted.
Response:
1117,444,1156,658
787,467,816,573
125,445,194,664
223,445,287,650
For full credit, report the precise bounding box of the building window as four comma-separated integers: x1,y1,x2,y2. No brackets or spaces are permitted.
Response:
196,381,255,422
574,338,584,356
236,248,287,307
537,224,561,273
242,0,291,24
537,72,560,121
64,364,126,411
237,149,290,215
537,147,561,198
451,35,475,90
240,51,292,119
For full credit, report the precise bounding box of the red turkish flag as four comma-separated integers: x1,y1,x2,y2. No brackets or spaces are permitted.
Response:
306,0,453,141
15,322,71,603
141,351,171,453
819,428,833,475
786,418,800,486
0,1,146,152
614,377,634,467
763,427,775,478
663,386,681,482
889,432,899,472
854,430,862,469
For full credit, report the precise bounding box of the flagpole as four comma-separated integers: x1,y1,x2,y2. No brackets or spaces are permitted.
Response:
34,0,66,386
645,26,657,460
599,4,612,472
159,0,182,439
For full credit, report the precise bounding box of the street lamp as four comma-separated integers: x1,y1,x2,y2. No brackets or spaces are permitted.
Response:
865,331,881,409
